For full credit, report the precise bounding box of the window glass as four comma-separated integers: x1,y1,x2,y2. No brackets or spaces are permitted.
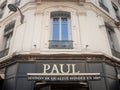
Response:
15,0,21,6
99,0,103,3
53,18,59,40
105,22,120,58
0,0,7,18
61,17,68,40
4,34,12,49
112,2,120,20
99,0,109,12
4,20,15,49
49,11,73,49
51,11,70,40
52,17,69,40
107,29,115,49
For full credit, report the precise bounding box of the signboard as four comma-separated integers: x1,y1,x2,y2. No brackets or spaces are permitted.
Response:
27,73,101,81
27,63,101,81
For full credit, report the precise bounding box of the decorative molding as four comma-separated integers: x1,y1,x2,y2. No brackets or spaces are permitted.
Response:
76,11,87,16
78,0,86,6
52,5,70,11
85,2,117,28
72,26,76,30
34,0,41,4
0,54,120,69
45,25,49,30
35,11,44,15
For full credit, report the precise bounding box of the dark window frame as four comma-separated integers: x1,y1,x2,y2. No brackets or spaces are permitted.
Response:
49,11,73,49
0,20,16,58
112,2,120,20
105,22,120,59
99,0,109,13
0,0,7,18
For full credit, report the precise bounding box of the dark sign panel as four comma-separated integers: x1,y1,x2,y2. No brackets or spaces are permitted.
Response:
27,61,101,81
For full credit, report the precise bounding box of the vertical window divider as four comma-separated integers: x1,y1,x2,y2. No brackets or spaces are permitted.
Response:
50,18,53,40
49,11,73,49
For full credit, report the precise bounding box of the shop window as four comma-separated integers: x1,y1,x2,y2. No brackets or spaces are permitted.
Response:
99,0,109,13
49,11,73,49
105,23,120,59
0,20,15,58
0,0,7,19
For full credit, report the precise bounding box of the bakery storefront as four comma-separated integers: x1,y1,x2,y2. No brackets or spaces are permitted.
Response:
1,57,120,90
27,61,101,90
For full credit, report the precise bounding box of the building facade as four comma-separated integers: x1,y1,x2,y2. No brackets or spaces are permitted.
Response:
0,0,120,90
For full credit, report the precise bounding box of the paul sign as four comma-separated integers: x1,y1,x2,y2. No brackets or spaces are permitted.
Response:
43,64,80,74
27,63,101,81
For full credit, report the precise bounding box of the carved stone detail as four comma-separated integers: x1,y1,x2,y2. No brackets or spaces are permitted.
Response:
35,11,44,15
76,11,87,16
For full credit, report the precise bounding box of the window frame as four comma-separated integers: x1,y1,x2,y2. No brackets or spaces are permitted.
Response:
49,11,73,49
105,22,120,58
4,20,15,49
50,11,71,41
0,20,15,58
0,0,7,18
51,16,71,41
112,2,120,20
15,0,21,6
99,0,109,13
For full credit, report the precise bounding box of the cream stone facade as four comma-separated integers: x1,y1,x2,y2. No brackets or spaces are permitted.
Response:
0,0,120,60
0,0,120,90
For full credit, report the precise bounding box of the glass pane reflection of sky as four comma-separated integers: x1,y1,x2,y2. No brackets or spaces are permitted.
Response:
52,17,68,40
53,18,59,40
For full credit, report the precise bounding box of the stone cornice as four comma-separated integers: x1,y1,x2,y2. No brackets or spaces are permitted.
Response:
85,2,119,28
112,0,120,7
0,54,120,69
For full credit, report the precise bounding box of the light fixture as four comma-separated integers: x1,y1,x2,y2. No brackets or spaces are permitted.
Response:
8,4,24,24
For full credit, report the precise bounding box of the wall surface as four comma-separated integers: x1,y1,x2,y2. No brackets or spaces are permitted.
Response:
0,1,119,59
0,0,120,63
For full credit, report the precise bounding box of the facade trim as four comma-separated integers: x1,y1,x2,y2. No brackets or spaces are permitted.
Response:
0,54,120,69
